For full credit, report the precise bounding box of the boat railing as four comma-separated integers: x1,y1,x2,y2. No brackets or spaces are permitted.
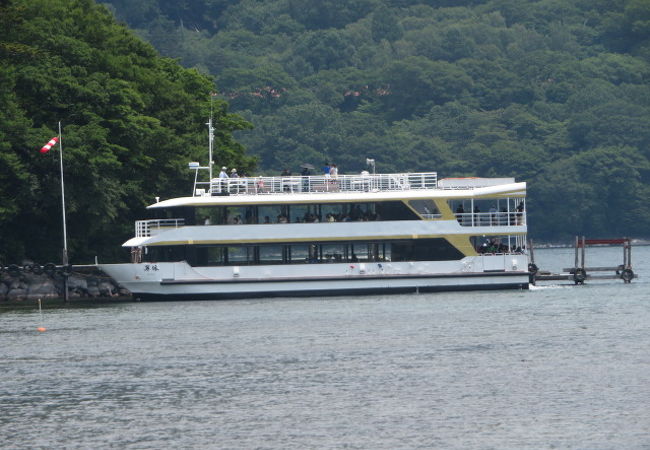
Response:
421,213,443,219
193,172,438,196
136,218,185,237
455,212,525,227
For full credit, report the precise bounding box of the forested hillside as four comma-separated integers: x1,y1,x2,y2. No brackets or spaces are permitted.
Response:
103,0,650,241
0,0,254,263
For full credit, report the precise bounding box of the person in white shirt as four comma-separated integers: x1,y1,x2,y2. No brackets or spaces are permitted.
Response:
218,166,229,193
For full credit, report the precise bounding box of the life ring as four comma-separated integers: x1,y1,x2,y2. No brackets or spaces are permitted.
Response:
8,264,21,277
32,264,44,275
621,268,634,283
528,263,538,274
44,263,57,275
573,268,586,284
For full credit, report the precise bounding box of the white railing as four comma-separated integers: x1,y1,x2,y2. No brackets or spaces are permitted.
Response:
455,212,526,227
135,218,185,237
193,172,438,196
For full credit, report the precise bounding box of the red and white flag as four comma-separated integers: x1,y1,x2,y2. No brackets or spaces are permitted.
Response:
40,137,59,154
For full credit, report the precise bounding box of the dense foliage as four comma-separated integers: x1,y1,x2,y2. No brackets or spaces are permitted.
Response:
0,0,255,264
104,0,650,241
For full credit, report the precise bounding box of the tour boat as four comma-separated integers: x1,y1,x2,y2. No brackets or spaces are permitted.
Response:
99,124,530,300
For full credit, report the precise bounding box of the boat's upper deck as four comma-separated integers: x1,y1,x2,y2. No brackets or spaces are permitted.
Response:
194,172,516,197
148,172,523,209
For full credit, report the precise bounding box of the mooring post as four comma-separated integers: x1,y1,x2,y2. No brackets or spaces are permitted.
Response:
574,236,579,269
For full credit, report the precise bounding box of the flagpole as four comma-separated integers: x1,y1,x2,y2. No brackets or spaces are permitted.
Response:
58,121,68,266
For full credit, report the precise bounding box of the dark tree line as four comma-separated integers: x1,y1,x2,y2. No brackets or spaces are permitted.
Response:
102,0,650,241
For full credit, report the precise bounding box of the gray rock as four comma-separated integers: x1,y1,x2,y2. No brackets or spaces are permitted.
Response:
66,276,89,297
26,277,58,300
87,285,101,297
8,287,27,301
98,281,116,296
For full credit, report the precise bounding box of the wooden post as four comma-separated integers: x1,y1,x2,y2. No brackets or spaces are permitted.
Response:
625,238,630,269
528,239,535,265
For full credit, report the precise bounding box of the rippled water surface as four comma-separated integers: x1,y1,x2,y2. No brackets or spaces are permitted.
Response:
2,247,649,448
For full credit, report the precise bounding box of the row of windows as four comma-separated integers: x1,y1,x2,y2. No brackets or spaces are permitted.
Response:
142,239,464,266
153,201,419,225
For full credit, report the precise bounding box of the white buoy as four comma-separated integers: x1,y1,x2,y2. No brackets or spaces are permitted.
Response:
37,298,46,332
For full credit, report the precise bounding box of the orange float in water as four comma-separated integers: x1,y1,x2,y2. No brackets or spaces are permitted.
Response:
37,327,46,332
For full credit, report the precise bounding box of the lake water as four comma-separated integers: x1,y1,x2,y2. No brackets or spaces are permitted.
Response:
1,246,649,448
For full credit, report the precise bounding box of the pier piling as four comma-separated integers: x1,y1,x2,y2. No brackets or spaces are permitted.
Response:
532,237,636,285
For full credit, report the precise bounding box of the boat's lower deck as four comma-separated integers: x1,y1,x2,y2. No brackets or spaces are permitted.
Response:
99,254,530,300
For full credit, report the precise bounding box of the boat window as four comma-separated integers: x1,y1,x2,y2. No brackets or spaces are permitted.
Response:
472,235,526,254
291,204,321,223
375,201,419,221
321,243,347,263
449,197,525,227
259,245,284,264
225,206,248,225
227,246,253,264
408,200,440,219
144,245,185,262
321,204,344,222
349,243,367,262
207,247,226,265
288,244,312,263
253,205,289,223
390,239,464,261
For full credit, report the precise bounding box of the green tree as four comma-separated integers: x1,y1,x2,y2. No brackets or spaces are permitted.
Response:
0,0,254,264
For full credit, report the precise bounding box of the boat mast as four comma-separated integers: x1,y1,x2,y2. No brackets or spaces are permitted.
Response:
207,98,215,181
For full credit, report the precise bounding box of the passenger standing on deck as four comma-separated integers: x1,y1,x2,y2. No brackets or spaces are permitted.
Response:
301,166,311,192
219,166,229,193
456,204,464,224
329,164,339,191
516,201,524,225
323,163,331,178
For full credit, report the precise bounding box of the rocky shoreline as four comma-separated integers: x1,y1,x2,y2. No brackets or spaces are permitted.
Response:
0,268,129,302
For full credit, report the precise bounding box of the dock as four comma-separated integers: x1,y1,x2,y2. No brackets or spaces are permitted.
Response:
529,237,636,285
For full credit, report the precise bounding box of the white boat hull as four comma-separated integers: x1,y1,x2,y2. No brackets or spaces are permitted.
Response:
99,255,530,300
